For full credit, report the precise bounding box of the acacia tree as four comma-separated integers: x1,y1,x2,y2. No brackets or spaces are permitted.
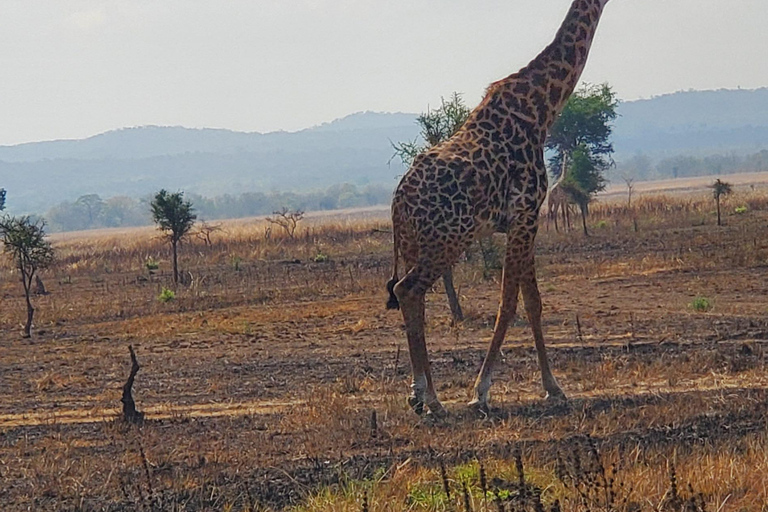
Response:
150,190,196,284
0,216,54,338
266,207,305,238
391,92,471,167
711,179,733,226
546,83,617,234
391,92,471,322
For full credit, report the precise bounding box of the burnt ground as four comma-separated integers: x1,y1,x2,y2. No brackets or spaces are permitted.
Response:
2,212,768,510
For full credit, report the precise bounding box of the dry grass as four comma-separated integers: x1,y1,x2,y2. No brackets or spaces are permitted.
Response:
2,191,768,510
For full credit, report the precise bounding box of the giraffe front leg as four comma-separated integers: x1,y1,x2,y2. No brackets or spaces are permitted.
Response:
470,254,521,413
520,260,566,401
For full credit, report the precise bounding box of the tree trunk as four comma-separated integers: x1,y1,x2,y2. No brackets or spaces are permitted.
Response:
21,269,34,338
716,197,722,226
24,287,34,338
172,240,179,284
580,203,589,237
442,269,464,323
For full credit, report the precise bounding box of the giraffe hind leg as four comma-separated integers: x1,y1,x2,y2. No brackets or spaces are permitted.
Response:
386,277,400,310
393,262,448,418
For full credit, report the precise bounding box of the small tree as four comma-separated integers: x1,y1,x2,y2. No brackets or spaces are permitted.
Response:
150,190,196,284
0,216,54,338
266,207,305,238
710,179,733,226
623,175,635,208
195,220,223,246
547,84,617,235
391,92,471,167
0,189,6,211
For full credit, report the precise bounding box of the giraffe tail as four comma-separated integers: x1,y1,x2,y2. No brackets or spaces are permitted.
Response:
385,224,400,310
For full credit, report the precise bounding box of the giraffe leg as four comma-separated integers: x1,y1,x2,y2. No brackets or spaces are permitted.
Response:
520,259,565,401
469,250,521,412
394,265,447,418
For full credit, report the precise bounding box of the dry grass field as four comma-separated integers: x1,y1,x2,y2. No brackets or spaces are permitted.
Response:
2,178,768,511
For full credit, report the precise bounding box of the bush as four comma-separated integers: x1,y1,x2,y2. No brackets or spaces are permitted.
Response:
735,206,748,214
158,287,176,303
145,258,159,272
691,297,711,312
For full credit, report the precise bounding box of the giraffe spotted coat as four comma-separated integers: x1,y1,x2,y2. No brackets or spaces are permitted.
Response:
387,0,611,417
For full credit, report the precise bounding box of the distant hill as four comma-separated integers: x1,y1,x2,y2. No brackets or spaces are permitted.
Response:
3,89,768,215
612,88,768,159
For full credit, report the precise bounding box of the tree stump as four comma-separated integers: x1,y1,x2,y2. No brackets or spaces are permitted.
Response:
121,345,144,424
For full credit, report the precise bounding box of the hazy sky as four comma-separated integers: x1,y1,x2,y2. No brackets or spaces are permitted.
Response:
1,0,766,146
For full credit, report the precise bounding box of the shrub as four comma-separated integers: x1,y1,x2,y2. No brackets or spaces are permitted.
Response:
158,287,176,303
145,258,159,272
691,297,711,312
230,254,242,271
735,206,748,214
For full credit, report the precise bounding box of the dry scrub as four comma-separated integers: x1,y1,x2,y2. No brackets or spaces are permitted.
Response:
1,190,768,510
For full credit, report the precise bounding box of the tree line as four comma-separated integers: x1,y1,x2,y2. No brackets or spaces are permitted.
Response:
614,149,768,182
43,182,392,233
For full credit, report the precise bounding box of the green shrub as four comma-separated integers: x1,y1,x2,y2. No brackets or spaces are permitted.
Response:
735,205,748,214
230,254,242,271
595,220,609,229
145,258,159,272
314,252,329,263
691,297,711,312
158,287,176,303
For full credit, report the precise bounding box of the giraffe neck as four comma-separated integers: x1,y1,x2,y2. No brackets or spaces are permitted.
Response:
498,0,609,135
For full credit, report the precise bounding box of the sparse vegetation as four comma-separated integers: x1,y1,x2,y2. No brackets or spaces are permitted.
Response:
691,296,712,312
711,178,733,226
266,206,305,238
144,257,159,272
150,189,196,284
0,215,54,337
2,184,768,510
158,286,176,303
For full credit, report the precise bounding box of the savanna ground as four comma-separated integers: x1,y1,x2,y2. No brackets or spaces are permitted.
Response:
2,174,768,511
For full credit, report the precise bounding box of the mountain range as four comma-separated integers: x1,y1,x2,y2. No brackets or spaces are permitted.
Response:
3,88,768,215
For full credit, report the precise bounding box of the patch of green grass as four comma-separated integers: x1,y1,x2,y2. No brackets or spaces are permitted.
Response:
145,258,159,272
229,254,242,271
691,296,712,312
735,205,748,214
158,287,176,303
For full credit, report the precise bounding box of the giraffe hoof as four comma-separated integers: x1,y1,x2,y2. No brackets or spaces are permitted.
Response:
407,395,425,416
468,398,489,417
545,388,567,402
427,403,448,420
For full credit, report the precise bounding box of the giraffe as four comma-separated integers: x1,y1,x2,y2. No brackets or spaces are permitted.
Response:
546,154,576,232
386,0,612,417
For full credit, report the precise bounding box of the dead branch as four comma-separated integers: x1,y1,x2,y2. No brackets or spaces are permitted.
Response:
266,207,305,238
121,345,144,424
